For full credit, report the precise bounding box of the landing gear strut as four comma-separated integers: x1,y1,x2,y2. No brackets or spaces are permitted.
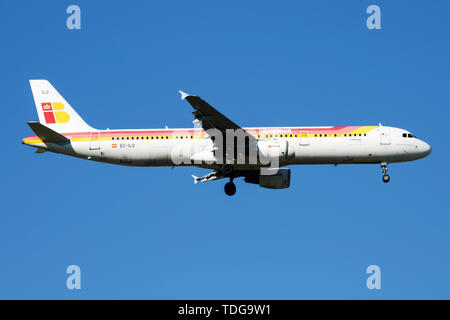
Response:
223,164,233,176
381,162,390,183
224,179,236,196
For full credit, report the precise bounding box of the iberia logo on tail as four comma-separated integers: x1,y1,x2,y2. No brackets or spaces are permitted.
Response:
41,102,70,124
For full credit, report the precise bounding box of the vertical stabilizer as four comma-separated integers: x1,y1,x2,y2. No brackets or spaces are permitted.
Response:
29,80,94,133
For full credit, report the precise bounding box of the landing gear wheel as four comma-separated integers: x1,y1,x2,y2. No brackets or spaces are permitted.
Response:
224,182,236,196
380,162,390,183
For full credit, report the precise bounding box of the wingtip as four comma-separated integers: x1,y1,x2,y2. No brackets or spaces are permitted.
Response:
179,90,190,100
191,174,199,184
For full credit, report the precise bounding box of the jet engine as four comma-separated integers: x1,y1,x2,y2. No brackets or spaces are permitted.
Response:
245,168,291,189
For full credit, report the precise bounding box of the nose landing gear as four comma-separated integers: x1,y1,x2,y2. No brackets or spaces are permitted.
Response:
381,162,390,183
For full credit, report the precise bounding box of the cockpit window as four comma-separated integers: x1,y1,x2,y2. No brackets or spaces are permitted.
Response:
403,133,416,138
407,133,413,138
402,133,407,138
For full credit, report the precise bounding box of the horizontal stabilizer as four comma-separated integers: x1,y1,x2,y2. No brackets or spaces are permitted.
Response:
35,148,48,154
27,121,70,143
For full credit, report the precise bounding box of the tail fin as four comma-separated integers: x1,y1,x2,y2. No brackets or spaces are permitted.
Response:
29,80,94,133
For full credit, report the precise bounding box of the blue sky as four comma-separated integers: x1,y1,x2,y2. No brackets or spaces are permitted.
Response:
1,0,449,299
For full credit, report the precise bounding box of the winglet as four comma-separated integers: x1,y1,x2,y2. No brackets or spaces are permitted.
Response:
191,174,199,184
179,90,190,100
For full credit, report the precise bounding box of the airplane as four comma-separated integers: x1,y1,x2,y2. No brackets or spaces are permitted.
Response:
23,80,431,196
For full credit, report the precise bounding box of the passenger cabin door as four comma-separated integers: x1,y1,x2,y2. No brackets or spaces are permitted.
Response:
380,127,391,145
89,131,101,150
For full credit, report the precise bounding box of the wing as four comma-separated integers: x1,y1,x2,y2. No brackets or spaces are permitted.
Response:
179,91,258,165
179,91,242,132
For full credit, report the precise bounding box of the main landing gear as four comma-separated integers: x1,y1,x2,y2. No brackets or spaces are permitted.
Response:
224,179,236,196
223,164,236,196
381,162,390,183
223,164,233,176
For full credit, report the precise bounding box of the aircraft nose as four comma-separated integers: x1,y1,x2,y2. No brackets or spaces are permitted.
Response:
420,141,432,157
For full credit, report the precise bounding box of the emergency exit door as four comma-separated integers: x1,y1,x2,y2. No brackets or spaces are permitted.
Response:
89,132,101,150
380,127,391,145
299,131,309,146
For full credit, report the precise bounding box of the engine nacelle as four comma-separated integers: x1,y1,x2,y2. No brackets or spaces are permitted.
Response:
245,168,291,189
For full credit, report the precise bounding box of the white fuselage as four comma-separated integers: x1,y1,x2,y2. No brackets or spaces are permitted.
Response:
23,125,432,168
